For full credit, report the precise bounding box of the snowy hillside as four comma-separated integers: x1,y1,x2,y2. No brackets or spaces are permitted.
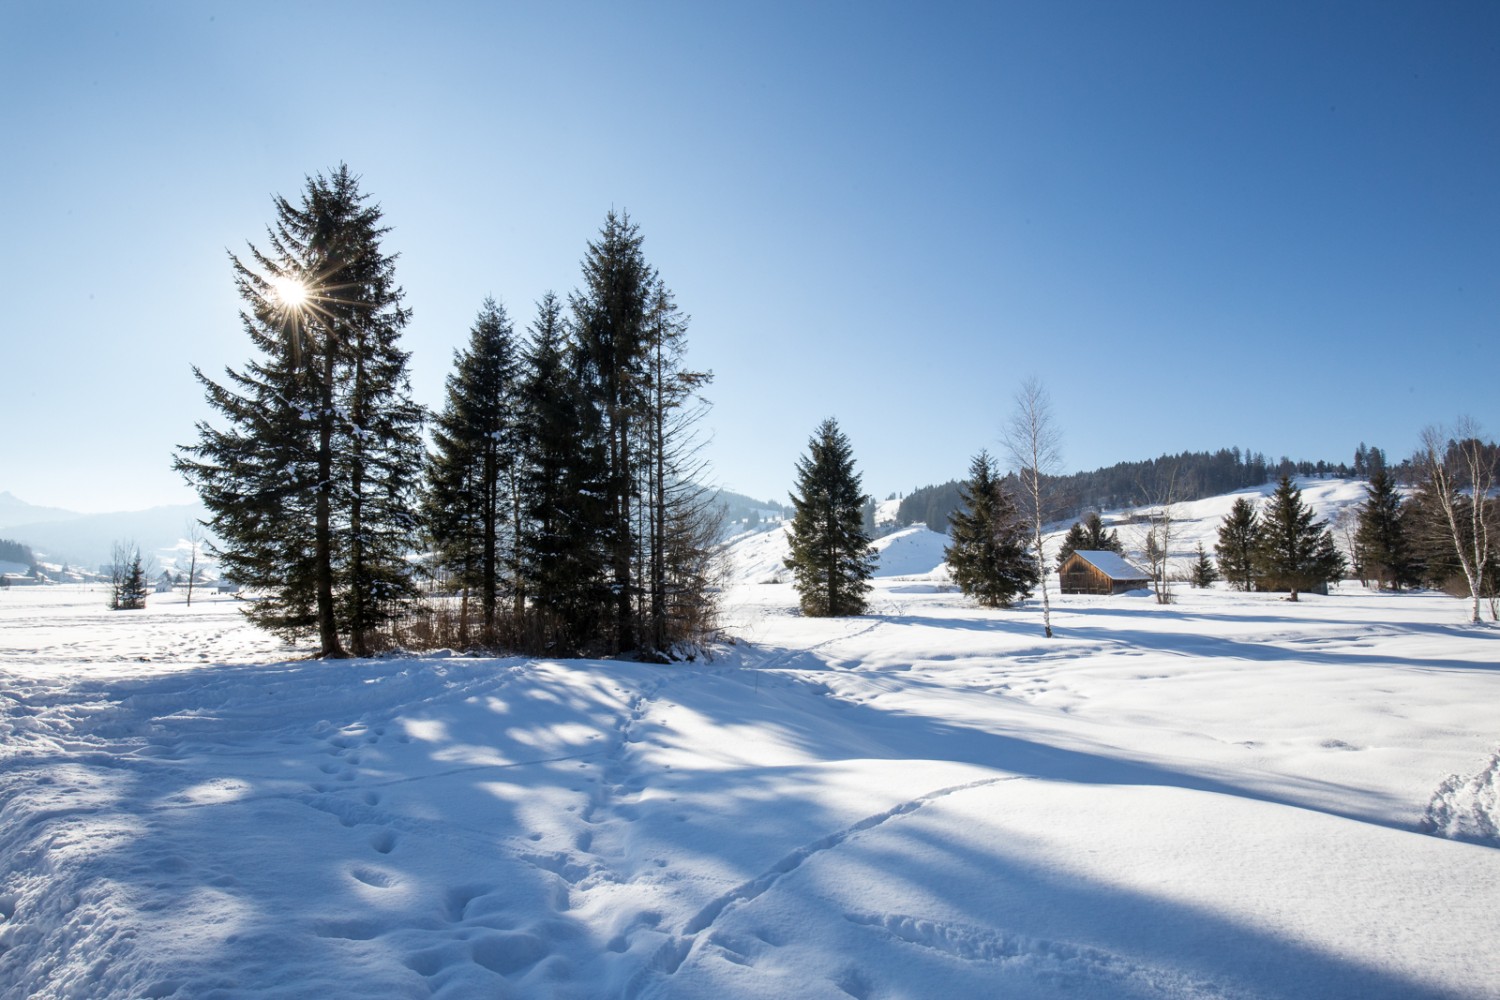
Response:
723,477,1373,587
1110,476,1370,574
3,477,1499,999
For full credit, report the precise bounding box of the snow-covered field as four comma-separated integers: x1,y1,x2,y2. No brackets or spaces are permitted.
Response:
3,526,1499,999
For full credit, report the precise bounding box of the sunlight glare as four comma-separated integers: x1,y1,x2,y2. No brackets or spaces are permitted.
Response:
270,275,309,309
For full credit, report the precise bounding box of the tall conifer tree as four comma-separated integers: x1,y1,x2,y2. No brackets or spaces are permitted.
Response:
571,211,653,652
1215,497,1260,592
1253,476,1346,600
1355,467,1415,590
1055,522,1089,568
177,166,422,656
785,419,876,617
945,451,1037,608
518,293,612,654
424,298,521,643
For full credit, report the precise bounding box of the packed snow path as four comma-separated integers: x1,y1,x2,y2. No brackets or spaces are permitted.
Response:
1,574,1498,999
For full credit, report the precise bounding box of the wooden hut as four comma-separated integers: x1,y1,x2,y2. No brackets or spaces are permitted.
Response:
1058,550,1150,595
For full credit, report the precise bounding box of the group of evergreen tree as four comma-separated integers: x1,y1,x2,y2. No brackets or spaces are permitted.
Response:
179,168,718,658
1351,468,1421,589
1351,448,1498,614
781,437,1042,617
1055,511,1122,566
0,539,35,568
898,445,1393,535
1213,477,1346,600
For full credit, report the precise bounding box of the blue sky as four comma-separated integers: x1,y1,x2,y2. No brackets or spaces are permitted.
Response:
2,1,1495,513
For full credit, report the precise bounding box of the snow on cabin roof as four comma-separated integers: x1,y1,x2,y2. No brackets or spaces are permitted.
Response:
1069,550,1149,581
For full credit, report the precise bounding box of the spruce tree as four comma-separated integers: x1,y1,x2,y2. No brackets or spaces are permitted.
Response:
1081,511,1123,553
1355,467,1415,590
424,298,522,644
176,165,422,656
571,210,654,652
518,293,612,654
110,542,149,611
1215,497,1260,592
1253,476,1346,600
1055,522,1088,568
1190,542,1219,588
785,419,876,617
945,451,1037,608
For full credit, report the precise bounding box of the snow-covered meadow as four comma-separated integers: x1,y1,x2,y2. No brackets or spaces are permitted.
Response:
2,514,1498,998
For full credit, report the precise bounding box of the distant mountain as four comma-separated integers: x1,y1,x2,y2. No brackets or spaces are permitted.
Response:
3,501,210,571
0,491,81,530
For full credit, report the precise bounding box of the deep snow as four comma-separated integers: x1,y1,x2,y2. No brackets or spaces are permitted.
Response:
2,513,1498,999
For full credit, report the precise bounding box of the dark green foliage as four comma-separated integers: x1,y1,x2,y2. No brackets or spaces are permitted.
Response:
945,451,1037,608
785,419,875,617
423,298,522,644
1253,476,1346,600
896,479,966,534
1405,479,1459,590
1190,542,1219,588
1355,468,1417,589
902,447,1288,532
571,210,654,653
0,539,35,567
176,166,423,656
1056,523,1088,568
517,293,613,655
1406,476,1499,598
1216,497,1260,592
1081,511,1123,552
1057,511,1121,567
109,542,148,611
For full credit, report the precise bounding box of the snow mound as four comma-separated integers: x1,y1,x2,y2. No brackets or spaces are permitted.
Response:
871,526,949,578
1422,748,1500,844
724,524,952,585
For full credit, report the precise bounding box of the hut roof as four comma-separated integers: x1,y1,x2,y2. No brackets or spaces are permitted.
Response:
1069,550,1149,581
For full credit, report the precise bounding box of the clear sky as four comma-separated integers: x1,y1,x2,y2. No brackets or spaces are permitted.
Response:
2,1,1496,513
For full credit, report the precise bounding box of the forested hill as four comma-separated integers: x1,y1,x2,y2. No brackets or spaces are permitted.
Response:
897,447,1383,533
0,538,36,568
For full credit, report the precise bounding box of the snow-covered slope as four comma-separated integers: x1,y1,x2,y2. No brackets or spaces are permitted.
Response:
723,477,1372,588
1101,476,1370,574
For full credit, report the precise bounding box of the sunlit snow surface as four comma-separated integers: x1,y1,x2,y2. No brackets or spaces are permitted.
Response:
3,536,1499,998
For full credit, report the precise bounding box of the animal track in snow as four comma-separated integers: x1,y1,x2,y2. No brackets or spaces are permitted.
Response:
626,775,1017,993
846,911,1240,996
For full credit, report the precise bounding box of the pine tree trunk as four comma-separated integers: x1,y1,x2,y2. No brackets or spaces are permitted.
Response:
483,446,497,642
510,483,525,627
315,350,345,658
349,349,369,658
614,409,635,653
